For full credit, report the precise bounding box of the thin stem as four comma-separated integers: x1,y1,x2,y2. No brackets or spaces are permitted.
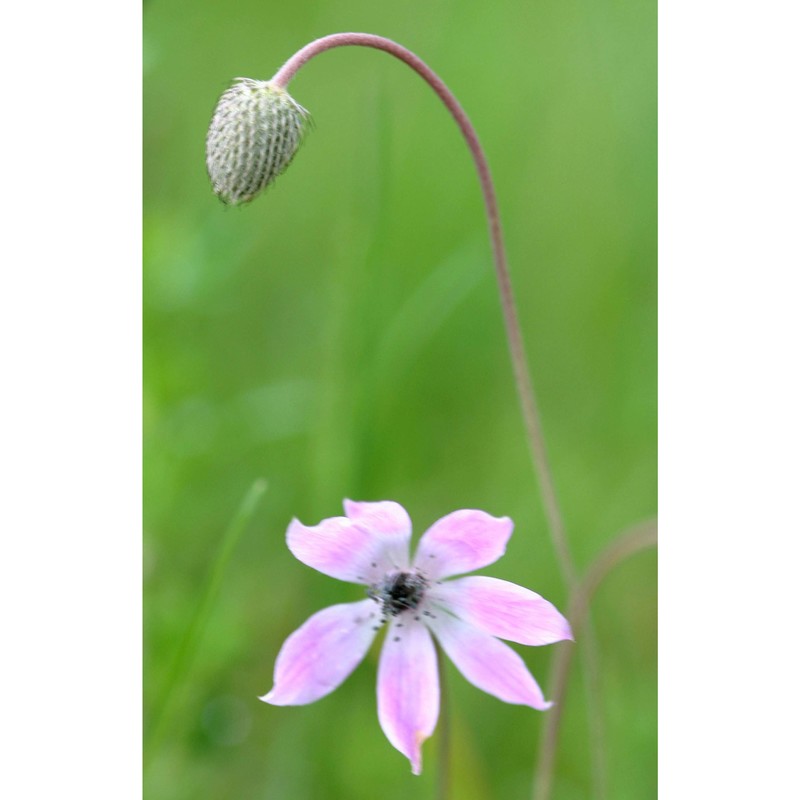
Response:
144,478,268,765
273,34,601,794
272,33,576,588
579,615,607,800
532,519,658,800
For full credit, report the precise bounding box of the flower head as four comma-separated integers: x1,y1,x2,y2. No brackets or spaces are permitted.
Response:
206,78,309,205
262,500,572,774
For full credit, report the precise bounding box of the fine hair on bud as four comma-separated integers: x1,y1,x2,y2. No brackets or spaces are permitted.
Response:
206,78,309,205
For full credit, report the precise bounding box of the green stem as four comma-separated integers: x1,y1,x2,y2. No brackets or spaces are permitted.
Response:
532,519,658,800
145,478,268,764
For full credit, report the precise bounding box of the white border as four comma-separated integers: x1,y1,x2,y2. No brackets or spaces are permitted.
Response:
660,1,798,796
2,2,141,796
2,0,798,796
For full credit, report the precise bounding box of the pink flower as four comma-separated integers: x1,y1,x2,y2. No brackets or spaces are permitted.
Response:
261,500,573,774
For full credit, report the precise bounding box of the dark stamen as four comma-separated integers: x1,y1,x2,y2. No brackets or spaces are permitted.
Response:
374,570,428,617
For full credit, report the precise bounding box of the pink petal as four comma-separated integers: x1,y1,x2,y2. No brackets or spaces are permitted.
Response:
287,504,410,584
377,617,439,774
413,510,513,579
344,499,411,539
430,576,573,645
344,499,412,570
261,600,379,705
426,612,551,709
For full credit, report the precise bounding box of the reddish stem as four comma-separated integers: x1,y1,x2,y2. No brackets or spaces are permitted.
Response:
532,519,658,800
274,33,577,589
272,33,611,796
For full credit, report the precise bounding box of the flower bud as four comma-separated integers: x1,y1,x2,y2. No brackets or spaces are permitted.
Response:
206,78,309,205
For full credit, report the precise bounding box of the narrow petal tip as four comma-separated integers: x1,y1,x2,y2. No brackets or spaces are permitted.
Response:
343,498,357,515
410,730,429,775
260,688,291,705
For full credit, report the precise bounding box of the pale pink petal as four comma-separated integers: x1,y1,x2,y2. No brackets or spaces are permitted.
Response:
261,600,379,705
344,499,412,570
413,510,513,579
287,508,409,584
430,576,573,645
377,617,439,774
426,611,551,709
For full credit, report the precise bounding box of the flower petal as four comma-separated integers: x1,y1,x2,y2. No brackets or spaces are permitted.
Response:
413,510,513,579
287,505,410,584
426,612,551,709
261,600,379,705
344,499,412,570
377,617,439,774
430,576,573,645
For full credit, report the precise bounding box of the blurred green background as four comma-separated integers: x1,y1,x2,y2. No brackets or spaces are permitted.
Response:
144,0,656,798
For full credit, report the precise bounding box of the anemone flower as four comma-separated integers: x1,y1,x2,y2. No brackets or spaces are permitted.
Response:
261,500,572,773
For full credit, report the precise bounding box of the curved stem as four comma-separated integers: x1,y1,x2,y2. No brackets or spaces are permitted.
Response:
532,519,658,800
273,32,576,589
273,34,606,794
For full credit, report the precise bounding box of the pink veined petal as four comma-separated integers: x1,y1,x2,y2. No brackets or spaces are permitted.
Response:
343,499,412,571
261,599,379,706
413,510,513,579
377,617,439,775
426,611,552,710
430,576,573,646
287,508,409,584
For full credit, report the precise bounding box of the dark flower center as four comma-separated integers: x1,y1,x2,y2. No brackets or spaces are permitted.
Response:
377,570,428,617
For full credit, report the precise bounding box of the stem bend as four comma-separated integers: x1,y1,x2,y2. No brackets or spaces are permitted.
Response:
273,32,576,589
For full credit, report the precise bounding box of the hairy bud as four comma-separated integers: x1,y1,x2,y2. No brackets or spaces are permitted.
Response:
206,78,309,205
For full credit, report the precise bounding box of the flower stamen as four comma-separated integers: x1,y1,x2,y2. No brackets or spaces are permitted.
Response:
371,570,429,618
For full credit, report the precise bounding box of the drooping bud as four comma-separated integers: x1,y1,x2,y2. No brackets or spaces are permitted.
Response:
206,78,310,205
